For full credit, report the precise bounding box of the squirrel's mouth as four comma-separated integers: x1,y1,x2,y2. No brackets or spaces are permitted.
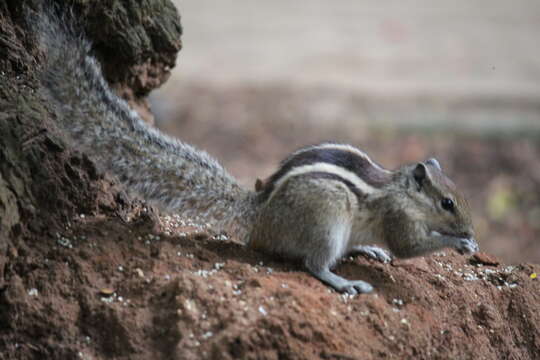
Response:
430,230,479,254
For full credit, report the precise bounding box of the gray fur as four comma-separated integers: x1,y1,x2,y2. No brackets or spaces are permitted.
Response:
36,8,256,238
263,143,392,194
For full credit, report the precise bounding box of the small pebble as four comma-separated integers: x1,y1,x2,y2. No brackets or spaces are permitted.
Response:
28,288,39,296
134,268,144,277
472,252,500,266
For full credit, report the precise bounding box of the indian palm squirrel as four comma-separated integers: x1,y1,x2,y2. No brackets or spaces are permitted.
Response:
35,8,478,294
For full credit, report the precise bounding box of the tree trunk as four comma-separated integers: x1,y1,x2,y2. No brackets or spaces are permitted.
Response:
0,0,181,332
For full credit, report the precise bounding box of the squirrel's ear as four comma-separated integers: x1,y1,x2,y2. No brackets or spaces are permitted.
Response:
412,163,430,189
425,158,442,171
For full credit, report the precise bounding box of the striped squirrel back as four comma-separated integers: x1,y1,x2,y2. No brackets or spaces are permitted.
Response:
257,142,393,203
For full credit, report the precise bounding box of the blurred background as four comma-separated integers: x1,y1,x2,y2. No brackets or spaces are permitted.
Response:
150,0,540,263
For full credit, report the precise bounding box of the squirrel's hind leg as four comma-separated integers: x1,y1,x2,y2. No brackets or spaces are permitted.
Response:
252,175,374,294
307,266,374,295
302,218,374,294
300,203,374,295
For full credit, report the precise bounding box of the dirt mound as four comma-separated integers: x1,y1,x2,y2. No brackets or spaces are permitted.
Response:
2,211,539,359
0,1,539,359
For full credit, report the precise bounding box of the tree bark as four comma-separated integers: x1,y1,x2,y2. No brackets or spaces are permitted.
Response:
0,0,182,286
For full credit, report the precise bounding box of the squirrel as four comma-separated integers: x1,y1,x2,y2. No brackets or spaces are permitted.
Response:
35,8,478,295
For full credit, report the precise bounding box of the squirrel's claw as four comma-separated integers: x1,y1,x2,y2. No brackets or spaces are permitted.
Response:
350,245,393,263
340,280,374,295
455,237,479,255
309,268,374,295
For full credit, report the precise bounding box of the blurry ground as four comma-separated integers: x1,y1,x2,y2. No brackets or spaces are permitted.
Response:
150,0,540,263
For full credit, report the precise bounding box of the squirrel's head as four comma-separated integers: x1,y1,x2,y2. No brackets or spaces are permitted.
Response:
398,158,475,242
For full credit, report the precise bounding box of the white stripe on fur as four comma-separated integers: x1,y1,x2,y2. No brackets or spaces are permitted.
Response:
268,162,379,201
290,143,391,173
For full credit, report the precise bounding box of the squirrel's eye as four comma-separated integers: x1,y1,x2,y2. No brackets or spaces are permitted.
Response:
441,197,455,212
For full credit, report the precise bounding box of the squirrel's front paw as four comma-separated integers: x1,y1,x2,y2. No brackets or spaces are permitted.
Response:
455,237,479,255
351,245,393,263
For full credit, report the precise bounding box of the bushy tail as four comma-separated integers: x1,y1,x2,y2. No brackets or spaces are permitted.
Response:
35,7,255,235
